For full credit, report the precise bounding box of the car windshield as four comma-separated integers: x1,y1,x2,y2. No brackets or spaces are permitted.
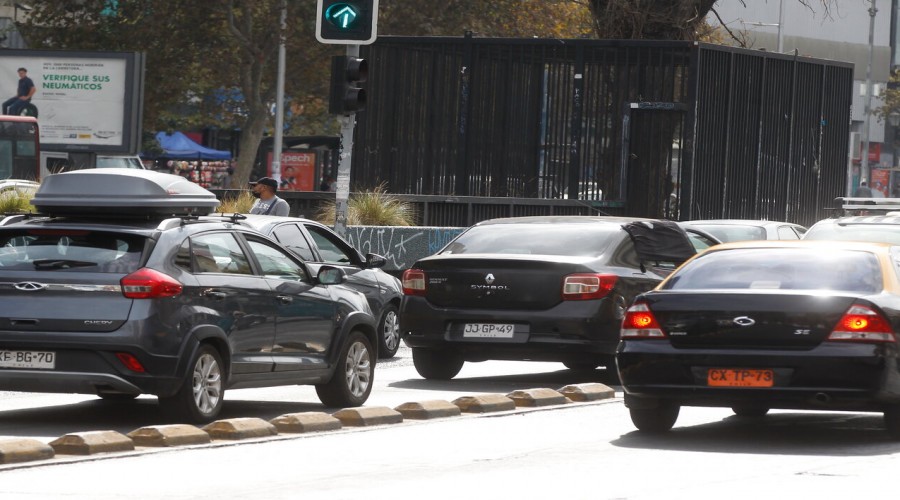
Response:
0,229,144,273
440,223,618,257
691,224,766,242
804,223,900,245
663,248,882,293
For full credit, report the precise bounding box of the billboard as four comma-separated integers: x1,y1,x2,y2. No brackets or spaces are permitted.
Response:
0,50,144,154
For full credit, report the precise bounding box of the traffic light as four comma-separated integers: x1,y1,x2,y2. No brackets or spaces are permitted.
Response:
316,0,379,45
329,55,368,115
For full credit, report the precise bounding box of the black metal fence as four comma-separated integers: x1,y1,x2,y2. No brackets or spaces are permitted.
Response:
342,36,852,227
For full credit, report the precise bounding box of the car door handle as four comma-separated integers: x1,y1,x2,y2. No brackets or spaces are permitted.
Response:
201,290,227,300
277,295,293,304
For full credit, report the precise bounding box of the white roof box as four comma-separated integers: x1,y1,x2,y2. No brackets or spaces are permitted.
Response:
31,168,220,217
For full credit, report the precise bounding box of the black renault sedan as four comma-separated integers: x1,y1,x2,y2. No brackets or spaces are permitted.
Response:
617,240,900,438
0,169,378,423
400,216,700,380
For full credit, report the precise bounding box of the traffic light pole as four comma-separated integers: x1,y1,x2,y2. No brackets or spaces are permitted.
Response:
333,44,359,238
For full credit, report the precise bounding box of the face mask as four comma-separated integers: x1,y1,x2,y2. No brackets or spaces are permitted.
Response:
251,191,261,199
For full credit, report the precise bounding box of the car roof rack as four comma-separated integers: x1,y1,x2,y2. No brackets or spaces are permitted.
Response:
833,197,900,216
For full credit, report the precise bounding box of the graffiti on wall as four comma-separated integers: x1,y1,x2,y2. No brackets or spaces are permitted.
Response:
345,226,465,271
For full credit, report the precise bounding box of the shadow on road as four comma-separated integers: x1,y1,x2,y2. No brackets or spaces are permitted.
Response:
388,367,619,394
612,411,900,456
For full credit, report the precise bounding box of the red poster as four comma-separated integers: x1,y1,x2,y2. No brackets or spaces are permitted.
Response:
267,151,316,191
871,168,890,197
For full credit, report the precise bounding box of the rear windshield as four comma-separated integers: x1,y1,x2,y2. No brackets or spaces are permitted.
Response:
804,223,900,245
663,248,882,293
693,224,766,242
0,229,145,273
440,223,618,257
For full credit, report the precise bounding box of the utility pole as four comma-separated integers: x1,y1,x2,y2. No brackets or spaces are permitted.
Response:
271,0,287,185
861,0,878,185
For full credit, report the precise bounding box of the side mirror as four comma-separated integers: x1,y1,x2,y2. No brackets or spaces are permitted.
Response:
365,252,387,269
317,265,347,285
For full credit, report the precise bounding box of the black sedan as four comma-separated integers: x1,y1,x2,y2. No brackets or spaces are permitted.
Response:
400,216,701,380
617,240,900,438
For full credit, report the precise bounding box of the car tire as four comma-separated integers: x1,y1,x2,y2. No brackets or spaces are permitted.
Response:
885,405,900,440
629,404,680,433
412,348,464,380
316,331,374,407
159,343,225,423
731,405,770,418
377,304,401,359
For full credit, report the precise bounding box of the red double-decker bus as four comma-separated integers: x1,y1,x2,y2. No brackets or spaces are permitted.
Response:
0,115,39,181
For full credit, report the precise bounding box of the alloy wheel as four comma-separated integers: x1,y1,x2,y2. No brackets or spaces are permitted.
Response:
344,341,372,398
192,352,222,415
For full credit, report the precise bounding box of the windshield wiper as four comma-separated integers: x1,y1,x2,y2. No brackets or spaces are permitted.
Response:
33,259,99,270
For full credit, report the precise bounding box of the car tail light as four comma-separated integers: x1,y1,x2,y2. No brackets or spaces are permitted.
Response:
620,303,666,339
120,268,183,299
402,269,426,296
827,304,896,343
561,273,617,300
115,352,146,373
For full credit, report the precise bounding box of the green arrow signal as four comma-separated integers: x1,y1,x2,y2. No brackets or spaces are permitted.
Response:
325,3,359,30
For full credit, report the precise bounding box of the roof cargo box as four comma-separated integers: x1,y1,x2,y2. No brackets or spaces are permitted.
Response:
31,168,220,217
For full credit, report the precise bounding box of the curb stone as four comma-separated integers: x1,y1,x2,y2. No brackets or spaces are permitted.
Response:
202,418,277,440
394,400,462,420
557,383,615,402
506,388,570,407
452,394,517,413
127,424,211,447
333,406,404,426
270,412,342,433
50,430,134,456
0,438,54,464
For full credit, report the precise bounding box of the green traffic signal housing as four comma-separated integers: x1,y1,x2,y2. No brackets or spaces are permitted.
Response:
329,55,368,115
316,0,379,45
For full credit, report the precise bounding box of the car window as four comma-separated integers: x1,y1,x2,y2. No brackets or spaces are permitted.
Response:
190,233,252,275
244,238,308,281
663,248,882,293
777,226,800,240
0,229,143,273
271,223,316,261
693,225,766,242
305,225,354,264
440,223,617,257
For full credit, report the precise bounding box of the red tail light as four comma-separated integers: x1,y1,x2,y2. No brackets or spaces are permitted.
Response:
620,303,666,339
115,352,146,373
562,273,617,300
402,269,426,296
120,268,183,299
828,305,895,343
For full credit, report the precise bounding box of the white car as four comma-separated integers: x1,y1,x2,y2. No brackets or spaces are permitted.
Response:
681,219,807,242
0,179,40,195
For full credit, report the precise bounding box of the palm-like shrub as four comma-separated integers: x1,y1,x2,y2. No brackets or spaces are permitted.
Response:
217,190,256,214
0,189,35,213
316,184,416,226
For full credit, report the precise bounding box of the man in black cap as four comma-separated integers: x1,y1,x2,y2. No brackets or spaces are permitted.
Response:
248,177,290,216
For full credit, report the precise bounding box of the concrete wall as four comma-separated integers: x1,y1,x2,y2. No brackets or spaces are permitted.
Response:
344,226,465,272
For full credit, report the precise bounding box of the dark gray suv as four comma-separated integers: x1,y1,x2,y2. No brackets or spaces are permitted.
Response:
0,169,378,422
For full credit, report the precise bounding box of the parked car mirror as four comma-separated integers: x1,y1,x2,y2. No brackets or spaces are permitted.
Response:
365,253,387,269
317,265,347,285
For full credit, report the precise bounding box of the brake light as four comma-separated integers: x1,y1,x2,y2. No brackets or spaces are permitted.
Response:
115,352,146,373
620,303,666,339
120,268,183,299
828,305,895,343
402,269,426,296
562,273,617,300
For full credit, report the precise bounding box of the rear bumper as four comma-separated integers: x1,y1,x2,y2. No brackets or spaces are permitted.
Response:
400,296,621,362
617,340,900,411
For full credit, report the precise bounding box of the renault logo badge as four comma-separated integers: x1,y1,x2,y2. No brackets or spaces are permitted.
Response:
14,282,49,292
485,273,495,285
733,316,755,327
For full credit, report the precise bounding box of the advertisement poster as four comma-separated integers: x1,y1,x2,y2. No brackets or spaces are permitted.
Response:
267,151,316,191
0,56,127,147
871,168,890,197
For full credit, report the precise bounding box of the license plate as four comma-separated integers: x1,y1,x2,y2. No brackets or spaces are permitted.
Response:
463,323,515,338
707,368,773,387
0,350,56,369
